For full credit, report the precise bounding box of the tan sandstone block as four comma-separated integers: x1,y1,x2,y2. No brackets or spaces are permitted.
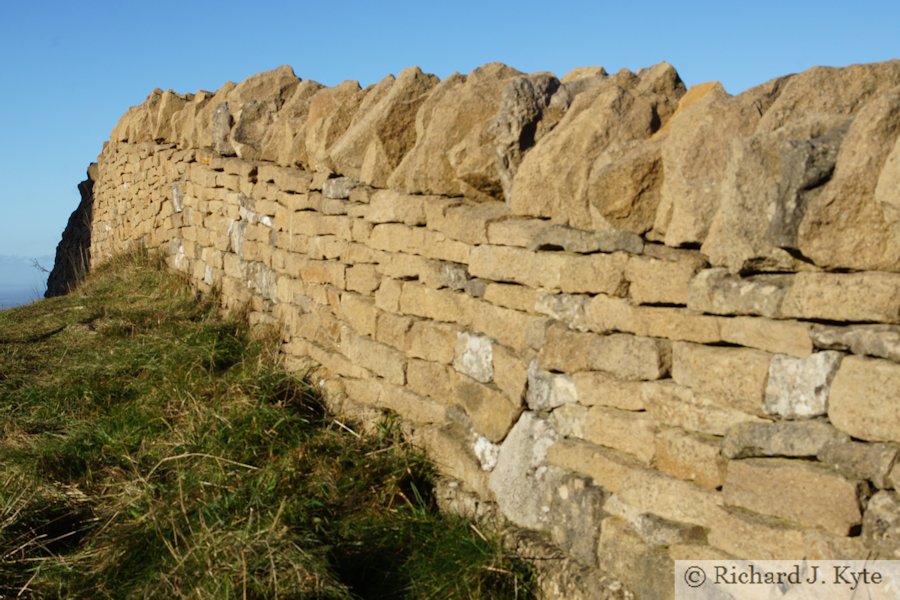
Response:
483,282,540,313
374,277,402,312
625,255,701,305
547,438,645,494
374,311,412,350
597,517,674,600
339,293,378,337
341,331,407,385
619,467,724,528
709,507,807,559
492,344,528,403
829,356,900,443
468,300,546,353
571,372,646,410
344,263,381,294
428,201,509,244
654,427,726,489
585,296,722,343
485,217,552,247
720,316,813,357
581,407,658,464
405,320,457,364
672,342,771,415
365,189,428,225
723,458,862,535
642,380,766,437
299,259,345,288
399,282,468,324
780,271,900,324
540,324,670,380
414,424,491,499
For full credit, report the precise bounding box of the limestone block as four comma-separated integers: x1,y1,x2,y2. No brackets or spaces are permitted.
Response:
526,361,578,410
603,495,707,548
720,316,813,357
415,424,491,499
482,283,539,313
527,225,643,255
597,517,674,600
453,332,494,383
535,293,591,332
545,475,607,567
398,282,468,324
485,217,552,247
624,254,700,305
368,223,471,263
540,324,670,380
723,458,862,535
584,296,723,344
618,467,724,528
428,201,510,245
303,80,367,173
340,330,406,385
654,427,726,489
687,268,791,318
374,277,402,312
389,63,524,201
328,66,439,187
374,311,412,350
708,507,807,560
803,530,870,560
364,189,427,225
550,403,588,438
863,490,900,558
489,412,562,530
344,264,381,295
810,324,900,363
829,356,900,443
406,320,457,364
642,380,767,437
547,438,644,494
492,344,528,403
672,342,771,415
339,293,377,337
798,87,900,271
299,259,345,288
581,407,657,464
468,299,547,353
259,80,323,167
510,64,685,230
763,351,843,418
571,372,646,411
345,377,447,427
722,420,849,459
780,272,900,324
818,440,899,489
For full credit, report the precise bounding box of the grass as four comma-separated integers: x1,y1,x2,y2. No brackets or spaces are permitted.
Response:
0,251,534,599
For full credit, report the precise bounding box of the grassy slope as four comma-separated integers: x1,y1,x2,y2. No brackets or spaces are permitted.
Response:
0,252,533,599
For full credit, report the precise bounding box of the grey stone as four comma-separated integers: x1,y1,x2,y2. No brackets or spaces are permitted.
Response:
212,102,235,156
687,268,792,317
472,435,500,471
322,176,358,199
453,332,494,383
603,495,706,546
862,491,900,558
489,412,562,530
535,293,591,332
763,351,844,418
527,360,579,410
551,403,589,438
818,440,899,489
810,324,900,363
546,474,608,566
528,224,644,255
722,420,849,459
439,262,469,291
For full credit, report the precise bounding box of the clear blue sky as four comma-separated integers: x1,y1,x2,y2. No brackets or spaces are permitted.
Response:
1,0,898,262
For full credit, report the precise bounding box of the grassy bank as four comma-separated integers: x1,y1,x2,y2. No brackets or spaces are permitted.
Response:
0,252,533,599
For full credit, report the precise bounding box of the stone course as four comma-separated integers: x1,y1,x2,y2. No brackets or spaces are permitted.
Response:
53,59,900,599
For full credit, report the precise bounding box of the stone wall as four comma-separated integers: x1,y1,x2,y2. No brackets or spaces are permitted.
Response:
63,60,900,598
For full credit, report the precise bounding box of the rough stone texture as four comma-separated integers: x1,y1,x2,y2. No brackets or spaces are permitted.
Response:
510,64,685,231
722,420,849,459
654,427,726,489
723,458,863,535
46,166,94,297
829,356,900,443
526,362,578,410
780,271,900,324
389,63,523,201
672,342,771,414
453,331,494,383
545,474,607,566
763,351,843,418
863,491,900,558
304,80,367,173
810,324,900,362
488,412,561,530
817,440,899,489
541,325,670,381
597,517,674,600
687,269,791,318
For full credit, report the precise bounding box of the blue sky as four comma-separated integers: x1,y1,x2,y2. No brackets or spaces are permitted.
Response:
1,0,898,280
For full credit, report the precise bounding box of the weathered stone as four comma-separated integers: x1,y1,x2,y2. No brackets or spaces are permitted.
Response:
722,420,849,459
489,412,562,530
720,317,813,357
618,467,724,528
596,517,674,600
654,427,726,489
603,495,707,547
818,440,899,489
642,380,767,437
329,67,439,187
571,372,646,411
624,254,701,305
584,296,723,344
862,490,900,558
687,268,791,317
672,342,771,414
709,507,807,559
485,217,552,247
763,351,843,418
829,356,900,443
540,324,670,380
304,80,367,173
389,63,523,201
526,361,578,410
810,324,900,362
723,458,863,535
780,271,900,324
405,320,457,364
547,438,644,494
428,201,509,245
340,329,406,385
535,293,591,331
322,176,358,200
580,406,657,464
656,80,781,245
259,80,324,166
415,424,490,498
510,64,685,230
798,87,900,271
487,73,561,200
546,474,607,566
453,332,494,383
527,224,644,255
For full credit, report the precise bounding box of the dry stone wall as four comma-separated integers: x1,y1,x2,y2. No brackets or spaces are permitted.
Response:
64,59,900,599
